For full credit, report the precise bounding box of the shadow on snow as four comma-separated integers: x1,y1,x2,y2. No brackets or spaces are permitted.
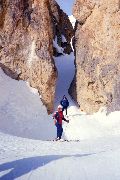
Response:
0,153,96,179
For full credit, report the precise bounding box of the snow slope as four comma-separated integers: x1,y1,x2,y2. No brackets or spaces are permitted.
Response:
1,132,120,179
54,52,75,108
0,68,55,140
65,107,120,140
69,15,76,28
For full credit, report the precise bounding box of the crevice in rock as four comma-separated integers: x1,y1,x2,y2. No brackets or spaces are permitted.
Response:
88,81,95,87
0,0,7,28
95,100,103,104
0,62,20,80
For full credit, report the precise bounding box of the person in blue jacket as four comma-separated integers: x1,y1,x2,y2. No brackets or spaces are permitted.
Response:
60,95,69,115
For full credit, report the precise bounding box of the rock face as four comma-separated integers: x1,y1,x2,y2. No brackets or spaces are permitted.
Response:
70,0,120,113
0,0,73,113
50,0,74,56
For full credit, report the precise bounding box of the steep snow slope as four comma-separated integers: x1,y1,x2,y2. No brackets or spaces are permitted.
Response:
54,52,75,108
0,68,55,140
69,15,76,28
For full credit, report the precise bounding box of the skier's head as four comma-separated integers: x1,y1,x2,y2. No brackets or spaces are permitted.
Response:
63,95,67,99
57,105,63,111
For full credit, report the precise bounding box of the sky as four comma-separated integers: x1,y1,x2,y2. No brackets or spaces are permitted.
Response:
56,0,75,15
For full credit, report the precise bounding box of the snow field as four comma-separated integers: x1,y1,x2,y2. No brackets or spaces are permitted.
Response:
0,131,120,180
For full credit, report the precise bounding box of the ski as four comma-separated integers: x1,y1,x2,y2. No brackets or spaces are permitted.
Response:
46,139,80,142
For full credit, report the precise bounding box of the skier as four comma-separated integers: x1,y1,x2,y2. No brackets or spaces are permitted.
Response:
60,95,69,115
53,105,69,141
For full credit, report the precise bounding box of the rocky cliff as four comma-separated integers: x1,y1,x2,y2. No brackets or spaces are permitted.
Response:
0,0,73,113
50,0,74,56
70,0,120,113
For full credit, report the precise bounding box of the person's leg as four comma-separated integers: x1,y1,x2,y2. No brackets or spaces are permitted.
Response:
62,107,65,112
59,125,63,139
61,127,63,138
56,123,59,139
66,108,67,115
57,124,61,139
57,126,59,139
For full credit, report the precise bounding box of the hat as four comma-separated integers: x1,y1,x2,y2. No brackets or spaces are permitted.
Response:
58,105,63,109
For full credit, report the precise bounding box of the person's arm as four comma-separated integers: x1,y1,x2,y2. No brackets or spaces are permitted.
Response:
53,112,58,124
52,114,55,124
66,99,69,107
52,113,55,119
62,117,69,123
60,100,63,106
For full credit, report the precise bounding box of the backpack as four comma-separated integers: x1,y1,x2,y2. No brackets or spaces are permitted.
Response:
61,99,69,107
54,111,59,121
53,111,60,125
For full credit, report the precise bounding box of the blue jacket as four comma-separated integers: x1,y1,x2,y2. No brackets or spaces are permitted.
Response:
60,98,69,108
